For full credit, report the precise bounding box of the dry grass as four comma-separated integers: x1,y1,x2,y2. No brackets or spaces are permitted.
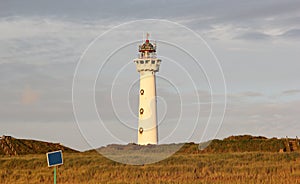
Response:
1,150,300,183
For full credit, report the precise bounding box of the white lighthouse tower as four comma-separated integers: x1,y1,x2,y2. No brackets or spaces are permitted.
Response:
134,34,161,145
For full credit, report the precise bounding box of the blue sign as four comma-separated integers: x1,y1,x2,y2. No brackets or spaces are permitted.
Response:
47,150,63,167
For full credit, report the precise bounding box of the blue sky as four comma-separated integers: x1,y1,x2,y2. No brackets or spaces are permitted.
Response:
1,0,300,151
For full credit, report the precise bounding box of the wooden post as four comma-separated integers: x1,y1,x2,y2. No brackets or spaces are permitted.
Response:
286,136,291,152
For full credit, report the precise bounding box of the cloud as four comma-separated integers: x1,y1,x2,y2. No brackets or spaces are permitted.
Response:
21,86,39,105
282,89,300,95
234,32,271,41
1,1,300,42
237,91,263,97
0,1,300,149
218,99,300,138
227,91,264,103
0,17,110,66
280,29,300,39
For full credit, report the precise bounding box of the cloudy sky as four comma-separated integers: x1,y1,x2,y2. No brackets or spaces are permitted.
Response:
1,0,300,151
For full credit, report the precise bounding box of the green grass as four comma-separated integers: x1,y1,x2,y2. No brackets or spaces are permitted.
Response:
1,135,299,183
1,150,300,183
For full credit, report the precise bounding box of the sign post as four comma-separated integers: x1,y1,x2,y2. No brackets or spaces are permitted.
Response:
54,166,57,184
46,150,63,184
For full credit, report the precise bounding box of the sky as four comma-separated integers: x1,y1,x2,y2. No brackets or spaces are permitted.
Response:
1,0,300,151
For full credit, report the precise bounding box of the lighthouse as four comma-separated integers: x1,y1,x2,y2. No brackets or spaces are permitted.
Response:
134,34,161,145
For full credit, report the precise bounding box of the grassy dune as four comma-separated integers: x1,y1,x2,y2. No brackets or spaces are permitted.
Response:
1,151,300,183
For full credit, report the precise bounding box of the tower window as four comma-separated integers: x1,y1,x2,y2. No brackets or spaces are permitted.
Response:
140,89,144,95
151,60,155,64
145,60,150,64
140,108,144,115
140,60,144,64
139,127,143,134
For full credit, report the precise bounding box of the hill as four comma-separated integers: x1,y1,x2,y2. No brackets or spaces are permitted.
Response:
199,135,288,153
86,135,299,165
1,135,298,156
0,135,78,156
92,135,298,155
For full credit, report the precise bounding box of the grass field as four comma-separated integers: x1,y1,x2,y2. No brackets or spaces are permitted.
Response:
1,150,300,183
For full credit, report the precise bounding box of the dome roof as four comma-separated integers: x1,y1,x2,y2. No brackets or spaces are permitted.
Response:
139,40,156,53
